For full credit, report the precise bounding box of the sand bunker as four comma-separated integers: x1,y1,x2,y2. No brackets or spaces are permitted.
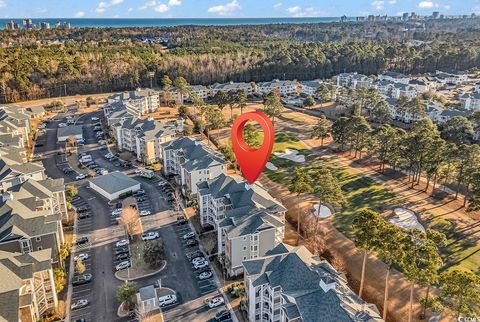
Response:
390,208,425,232
273,149,305,163
266,162,278,171
312,204,333,219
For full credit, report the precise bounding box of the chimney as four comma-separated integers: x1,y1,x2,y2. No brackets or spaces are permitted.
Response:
320,278,336,293
244,183,252,191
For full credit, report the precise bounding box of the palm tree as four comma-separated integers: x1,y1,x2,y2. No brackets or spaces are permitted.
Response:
351,209,384,298
117,282,136,311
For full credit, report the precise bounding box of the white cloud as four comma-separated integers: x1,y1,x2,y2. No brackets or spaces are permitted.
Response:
95,0,124,13
139,1,156,10
371,0,384,10
418,1,438,8
208,0,241,15
388,0,397,4
474,5,480,14
443,4,450,10
154,3,169,12
128,7,133,12
74,11,86,17
0,1,5,8
273,2,282,8
168,0,181,6
286,6,301,14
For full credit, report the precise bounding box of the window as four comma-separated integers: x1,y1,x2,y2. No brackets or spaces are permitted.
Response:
243,256,247,260
243,236,247,241
243,246,247,251
36,236,41,242
37,247,42,250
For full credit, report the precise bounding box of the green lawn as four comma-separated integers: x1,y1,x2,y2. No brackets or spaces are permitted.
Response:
264,158,403,238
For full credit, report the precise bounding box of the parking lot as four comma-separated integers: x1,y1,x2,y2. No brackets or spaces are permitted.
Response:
70,196,95,322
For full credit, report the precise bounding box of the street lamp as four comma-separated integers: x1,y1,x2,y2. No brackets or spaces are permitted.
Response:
148,69,155,89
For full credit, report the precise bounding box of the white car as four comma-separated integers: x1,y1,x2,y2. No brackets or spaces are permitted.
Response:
58,123,67,128
115,239,129,247
194,260,209,269
139,210,151,217
104,153,113,158
199,271,213,280
191,257,206,264
75,174,86,180
91,117,99,121
208,297,225,308
38,123,46,129
71,299,89,310
141,232,159,241
158,294,177,307
74,253,89,261
115,260,131,271
183,232,195,240
111,209,122,217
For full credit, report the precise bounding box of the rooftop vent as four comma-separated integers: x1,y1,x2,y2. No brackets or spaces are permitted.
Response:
320,278,336,293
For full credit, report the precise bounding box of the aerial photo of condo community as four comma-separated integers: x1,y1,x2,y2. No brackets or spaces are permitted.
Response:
0,5,480,322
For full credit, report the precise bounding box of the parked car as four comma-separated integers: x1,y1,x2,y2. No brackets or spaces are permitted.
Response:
111,209,122,217
139,210,151,217
74,253,89,261
186,239,198,247
114,247,129,255
58,123,67,128
94,126,102,131
176,216,187,225
71,299,89,310
75,237,89,245
91,116,99,121
183,232,195,240
158,294,177,307
186,250,203,259
74,319,86,322
199,271,213,280
76,206,88,213
72,274,93,286
115,260,131,271
193,260,208,269
63,167,73,174
78,212,92,219
214,310,231,321
191,257,206,264
115,239,129,247
116,253,130,261
75,174,87,180
208,297,225,308
141,232,159,241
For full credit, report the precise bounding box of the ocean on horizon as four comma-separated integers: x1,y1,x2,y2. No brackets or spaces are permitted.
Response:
0,17,349,29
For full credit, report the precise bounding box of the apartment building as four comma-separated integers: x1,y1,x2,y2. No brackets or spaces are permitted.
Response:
117,89,160,117
257,80,299,97
299,81,324,97
0,107,31,146
375,80,417,99
0,159,46,193
434,70,468,85
0,179,66,264
0,248,58,322
459,91,480,111
336,72,372,89
378,71,410,84
210,82,254,97
242,244,383,322
219,208,285,276
111,117,176,164
162,137,227,195
188,85,210,100
104,101,135,126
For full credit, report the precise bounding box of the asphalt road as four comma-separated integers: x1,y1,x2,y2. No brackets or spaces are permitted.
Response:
37,109,229,322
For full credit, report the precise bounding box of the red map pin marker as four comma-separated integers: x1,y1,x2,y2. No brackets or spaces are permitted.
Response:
231,111,274,184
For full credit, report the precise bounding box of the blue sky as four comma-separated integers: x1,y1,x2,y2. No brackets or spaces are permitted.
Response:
0,0,478,18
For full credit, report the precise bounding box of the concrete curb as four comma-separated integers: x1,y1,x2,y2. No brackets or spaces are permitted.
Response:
114,260,167,281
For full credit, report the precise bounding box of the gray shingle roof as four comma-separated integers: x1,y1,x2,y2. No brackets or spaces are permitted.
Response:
57,125,83,139
89,171,139,195
242,245,383,322
222,208,284,238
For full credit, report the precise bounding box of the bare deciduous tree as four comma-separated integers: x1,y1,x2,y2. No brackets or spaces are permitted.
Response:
120,207,143,238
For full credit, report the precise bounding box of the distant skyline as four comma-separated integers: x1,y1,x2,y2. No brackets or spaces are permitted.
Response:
0,0,477,19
